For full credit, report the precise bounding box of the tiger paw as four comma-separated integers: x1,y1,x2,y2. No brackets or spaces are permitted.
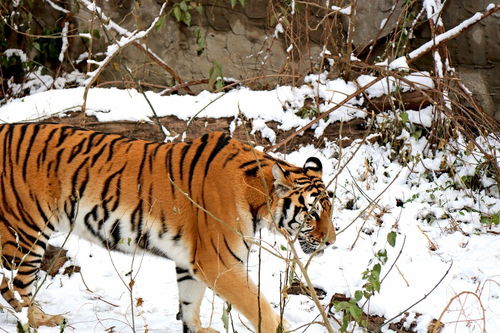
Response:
27,304,65,328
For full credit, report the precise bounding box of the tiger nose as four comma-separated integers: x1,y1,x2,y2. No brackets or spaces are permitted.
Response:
325,241,332,246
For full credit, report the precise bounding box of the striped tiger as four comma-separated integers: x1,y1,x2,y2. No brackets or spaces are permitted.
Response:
0,123,335,332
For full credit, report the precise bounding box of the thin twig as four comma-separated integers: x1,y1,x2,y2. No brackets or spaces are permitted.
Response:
381,260,453,328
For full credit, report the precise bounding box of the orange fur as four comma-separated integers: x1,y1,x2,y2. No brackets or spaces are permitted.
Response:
0,123,335,332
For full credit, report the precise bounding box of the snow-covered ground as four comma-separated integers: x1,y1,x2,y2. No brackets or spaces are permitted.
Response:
0,80,499,333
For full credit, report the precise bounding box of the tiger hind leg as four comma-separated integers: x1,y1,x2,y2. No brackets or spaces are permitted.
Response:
0,251,44,310
175,265,218,333
0,237,64,327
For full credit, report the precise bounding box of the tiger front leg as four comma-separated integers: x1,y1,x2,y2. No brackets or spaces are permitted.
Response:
175,265,218,333
196,263,285,333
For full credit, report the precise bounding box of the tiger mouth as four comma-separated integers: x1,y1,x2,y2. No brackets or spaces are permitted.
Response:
298,236,321,254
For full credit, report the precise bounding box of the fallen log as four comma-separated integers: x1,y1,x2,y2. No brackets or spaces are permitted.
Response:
44,110,369,153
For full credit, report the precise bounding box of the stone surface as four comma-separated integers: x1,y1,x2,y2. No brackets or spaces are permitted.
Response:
442,0,499,120
349,0,404,51
4,0,498,119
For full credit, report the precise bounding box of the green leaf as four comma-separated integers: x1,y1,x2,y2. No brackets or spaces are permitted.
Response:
340,315,349,332
215,78,224,90
92,29,100,39
349,304,363,322
400,111,408,123
155,15,166,30
354,290,363,302
376,249,388,264
334,301,351,312
387,231,397,247
239,0,245,6
221,302,231,331
412,129,422,140
182,11,192,26
481,214,499,225
179,1,188,12
173,6,182,22
230,0,237,7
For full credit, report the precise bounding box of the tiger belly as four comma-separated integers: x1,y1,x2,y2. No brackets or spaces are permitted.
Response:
62,204,191,266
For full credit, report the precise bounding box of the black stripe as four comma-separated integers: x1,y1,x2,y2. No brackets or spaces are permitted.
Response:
173,227,183,242
245,166,259,177
13,277,36,289
55,126,73,147
239,159,264,169
67,138,86,163
15,124,29,164
211,238,227,268
175,267,189,274
177,275,194,283
52,148,65,175
188,134,209,192
90,141,109,166
204,134,230,177
16,267,39,276
22,124,41,181
150,144,162,173
92,133,107,147
137,231,150,249
223,151,239,168
37,127,58,169
166,147,176,198
70,157,90,199
130,203,143,232
136,143,151,186
110,220,121,248
35,200,55,231
179,144,190,181
82,132,102,154
106,137,122,162
101,164,127,200
223,237,243,264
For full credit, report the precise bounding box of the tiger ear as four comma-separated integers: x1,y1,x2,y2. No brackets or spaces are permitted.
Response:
272,163,291,196
304,157,322,177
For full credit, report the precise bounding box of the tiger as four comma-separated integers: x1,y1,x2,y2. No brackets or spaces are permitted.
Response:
0,123,335,332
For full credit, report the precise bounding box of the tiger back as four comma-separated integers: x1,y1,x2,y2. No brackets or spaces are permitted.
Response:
0,123,335,332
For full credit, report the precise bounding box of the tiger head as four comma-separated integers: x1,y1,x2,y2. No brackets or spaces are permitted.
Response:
272,157,336,254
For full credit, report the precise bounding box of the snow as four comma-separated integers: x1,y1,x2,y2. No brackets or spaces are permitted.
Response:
356,71,433,99
3,49,28,62
0,77,499,333
45,0,70,14
408,11,485,60
59,22,69,62
331,5,352,15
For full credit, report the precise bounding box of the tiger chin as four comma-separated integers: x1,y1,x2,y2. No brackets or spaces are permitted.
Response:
0,123,335,332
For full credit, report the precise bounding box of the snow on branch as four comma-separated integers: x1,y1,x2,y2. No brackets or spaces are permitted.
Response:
407,4,499,61
58,22,69,62
79,0,131,36
79,0,192,95
80,0,167,111
389,4,499,68
44,0,70,14
422,0,445,26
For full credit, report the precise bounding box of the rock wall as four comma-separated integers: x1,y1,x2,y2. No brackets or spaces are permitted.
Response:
5,0,499,119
